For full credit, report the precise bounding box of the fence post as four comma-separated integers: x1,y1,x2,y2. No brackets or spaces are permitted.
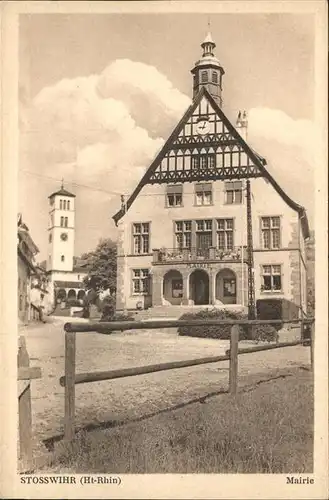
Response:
229,325,239,395
310,321,314,372
18,336,33,470
64,330,76,443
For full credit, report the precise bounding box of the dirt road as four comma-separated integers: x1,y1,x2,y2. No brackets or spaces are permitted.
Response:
19,317,310,460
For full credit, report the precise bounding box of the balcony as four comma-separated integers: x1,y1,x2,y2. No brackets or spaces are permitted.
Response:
153,246,249,264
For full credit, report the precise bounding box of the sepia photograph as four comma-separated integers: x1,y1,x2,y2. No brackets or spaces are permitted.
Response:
1,1,328,499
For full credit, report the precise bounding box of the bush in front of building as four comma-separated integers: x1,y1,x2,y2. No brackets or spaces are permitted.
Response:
177,309,278,342
177,309,248,340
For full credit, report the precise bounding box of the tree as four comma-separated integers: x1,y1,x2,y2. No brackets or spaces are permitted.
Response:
82,238,117,293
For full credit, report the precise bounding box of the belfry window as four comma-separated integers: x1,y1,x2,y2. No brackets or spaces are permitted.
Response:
212,71,218,83
166,185,183,207
61,255,65,262
201,70,208,83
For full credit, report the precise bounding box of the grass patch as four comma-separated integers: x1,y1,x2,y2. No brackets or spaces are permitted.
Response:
47,369,313,474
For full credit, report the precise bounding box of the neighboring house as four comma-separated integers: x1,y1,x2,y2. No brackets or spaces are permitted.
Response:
112,33,310,319
46,183,89,306
17,213,39,322
31,264,54,316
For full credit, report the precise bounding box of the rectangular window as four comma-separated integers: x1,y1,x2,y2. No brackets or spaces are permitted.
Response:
166,185,183,207
261,217,281,249
261,265,282,292
196,219,213,252
195,183,213,206
60,216,64,227
191,154,216,171
217,218,234,249
65,217,68,228
175,220,192,250
132,269,150,294
63,200,67,210
132,222,150,254
60,200,62,210
225,181,243,204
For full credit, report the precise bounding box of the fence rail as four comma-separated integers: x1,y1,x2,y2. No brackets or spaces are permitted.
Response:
61,318,314,443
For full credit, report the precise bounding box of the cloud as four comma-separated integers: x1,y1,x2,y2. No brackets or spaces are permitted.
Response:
247,107,316,216
248,107,316,165
21,60,316,259
20,59,189,257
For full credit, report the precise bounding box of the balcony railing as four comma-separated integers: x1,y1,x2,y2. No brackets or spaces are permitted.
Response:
153,246,248,264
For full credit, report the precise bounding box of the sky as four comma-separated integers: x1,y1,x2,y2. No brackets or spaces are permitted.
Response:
18,12,316,261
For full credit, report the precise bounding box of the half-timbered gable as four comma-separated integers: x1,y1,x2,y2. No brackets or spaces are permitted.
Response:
113,33,309,318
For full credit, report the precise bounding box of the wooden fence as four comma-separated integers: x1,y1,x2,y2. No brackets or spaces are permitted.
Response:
60,318,314,444
17,336,42,471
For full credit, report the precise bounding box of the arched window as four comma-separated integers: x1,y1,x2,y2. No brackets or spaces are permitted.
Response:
61,255,65,262
212,71,218,83
67,200,70,210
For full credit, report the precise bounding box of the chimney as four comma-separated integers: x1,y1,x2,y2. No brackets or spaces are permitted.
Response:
236,110,248,141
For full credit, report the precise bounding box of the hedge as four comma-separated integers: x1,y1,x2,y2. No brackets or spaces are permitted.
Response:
177,309,278,342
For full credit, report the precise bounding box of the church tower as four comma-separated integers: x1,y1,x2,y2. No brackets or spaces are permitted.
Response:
191,32,225,107
47,183,76,272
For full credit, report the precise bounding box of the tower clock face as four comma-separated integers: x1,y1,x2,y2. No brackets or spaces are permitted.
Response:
60,232,68,241
196,119,210,135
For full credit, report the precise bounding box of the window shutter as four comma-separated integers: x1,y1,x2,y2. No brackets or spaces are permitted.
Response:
195,183,212,193
225,181,242,190
167,185,183,194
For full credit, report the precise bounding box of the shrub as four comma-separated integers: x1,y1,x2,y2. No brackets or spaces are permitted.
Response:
249,324,278,343
178,309,250,340
99,307,135,323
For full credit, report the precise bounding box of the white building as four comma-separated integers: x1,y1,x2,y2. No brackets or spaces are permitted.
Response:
46,184,88,306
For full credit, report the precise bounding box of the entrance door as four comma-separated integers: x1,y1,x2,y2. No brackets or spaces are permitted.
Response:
216,269,237,305
189,270,209,305
196,232,212,258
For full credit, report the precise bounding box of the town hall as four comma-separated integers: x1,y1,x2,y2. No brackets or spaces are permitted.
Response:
113,32,310,319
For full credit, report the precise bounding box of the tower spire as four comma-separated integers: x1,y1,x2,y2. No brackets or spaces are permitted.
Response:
191,31,225,107
61,178,64,190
